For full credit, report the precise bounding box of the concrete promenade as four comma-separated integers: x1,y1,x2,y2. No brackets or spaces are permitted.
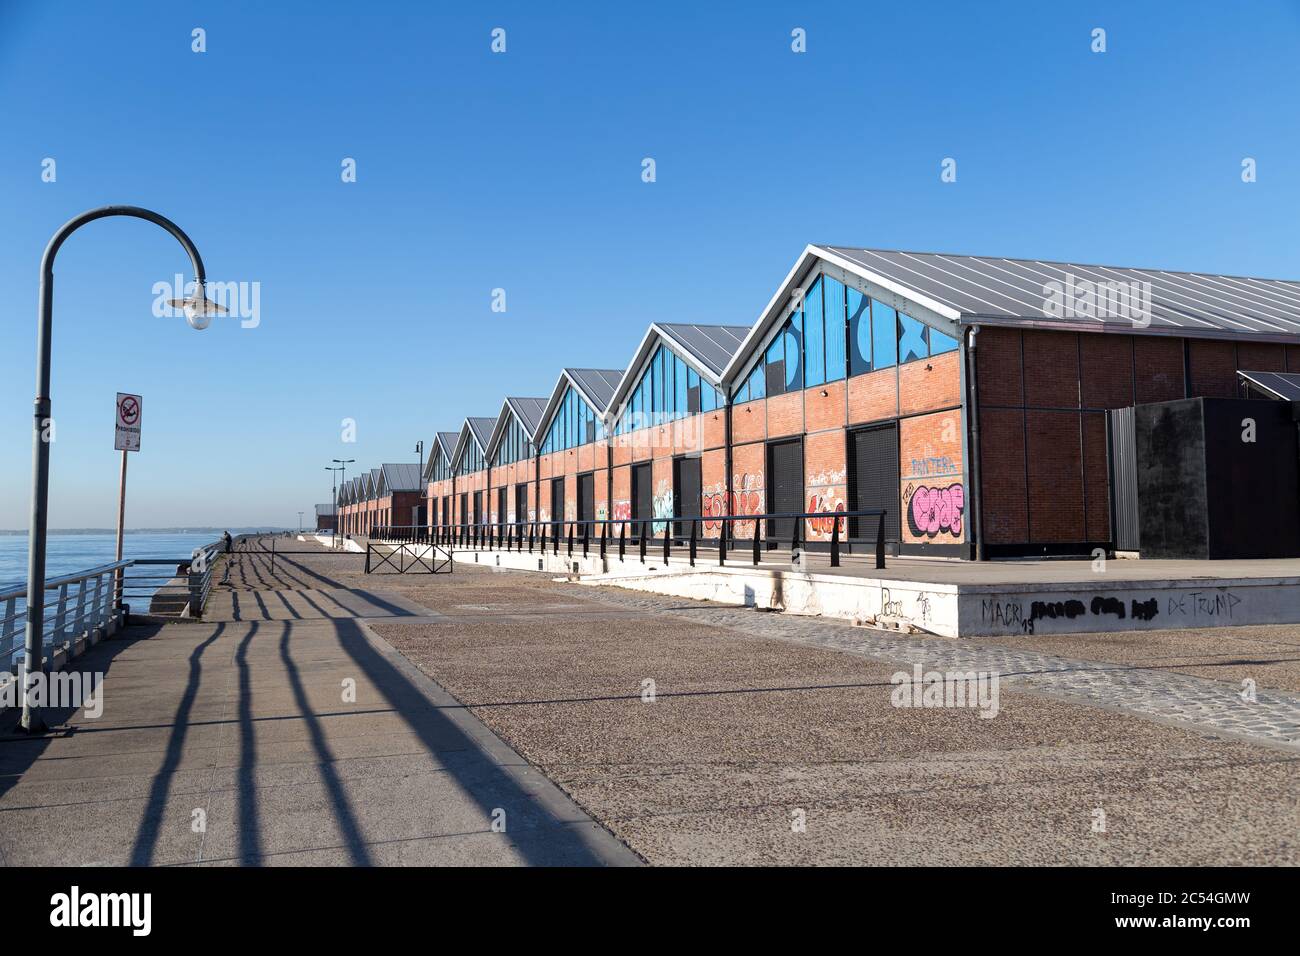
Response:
0,543,639,866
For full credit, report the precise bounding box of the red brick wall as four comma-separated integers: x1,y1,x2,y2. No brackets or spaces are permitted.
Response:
976,327,1271,551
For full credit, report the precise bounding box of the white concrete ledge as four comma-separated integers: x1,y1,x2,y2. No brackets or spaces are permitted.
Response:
366,542,1300,638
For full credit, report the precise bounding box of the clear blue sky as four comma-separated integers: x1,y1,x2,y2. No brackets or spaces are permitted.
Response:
2,0,1298,528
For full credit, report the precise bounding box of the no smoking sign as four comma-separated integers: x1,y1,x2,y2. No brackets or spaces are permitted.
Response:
115,392,142,451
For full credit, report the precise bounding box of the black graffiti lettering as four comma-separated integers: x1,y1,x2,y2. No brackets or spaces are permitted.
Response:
1131,597,1159,622
981,599,1024,626
1029,599,1086,623
1090,596,1126,619
1188,591,1242,618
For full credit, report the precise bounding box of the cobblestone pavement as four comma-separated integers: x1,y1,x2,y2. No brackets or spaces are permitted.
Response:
573,586,1300,749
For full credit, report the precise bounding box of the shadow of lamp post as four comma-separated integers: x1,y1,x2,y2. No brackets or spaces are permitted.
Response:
21,206,225,734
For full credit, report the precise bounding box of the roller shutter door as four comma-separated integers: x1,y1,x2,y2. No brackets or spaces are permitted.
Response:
848,423,900,543
766,438,804,543
632,462,653,525
673,457,701,538
578,472,595,524
550,477,565,526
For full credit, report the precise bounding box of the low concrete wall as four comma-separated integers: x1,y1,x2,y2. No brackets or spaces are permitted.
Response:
308,534,365,553
960,576,1300,637
366,543,1300,638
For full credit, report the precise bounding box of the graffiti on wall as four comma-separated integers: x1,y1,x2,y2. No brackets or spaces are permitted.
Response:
703,473,762,536
900,424,964,544
806,468,846,539
610,499,631,522
652,480,673,534
980,589,1242,635
906,482,965,539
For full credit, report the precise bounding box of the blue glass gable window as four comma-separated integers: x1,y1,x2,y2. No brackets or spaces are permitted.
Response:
848,288,871,375
456,439,484,475
494,414,534,466
541,385,605,454
615,343,724,433
732,273,962,397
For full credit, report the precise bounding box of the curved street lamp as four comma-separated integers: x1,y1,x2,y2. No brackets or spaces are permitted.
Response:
21,206,225,733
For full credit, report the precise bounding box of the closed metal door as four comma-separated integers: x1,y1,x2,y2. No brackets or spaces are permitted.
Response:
766,438,804,542
578,472,595,524
632,462,653,524
473,491,483,526
1108,407,1139,551
673,456,701,538
550,477,565,525
458,492,467,528
496,487,507,528
848,423,900,543
515,483,528,525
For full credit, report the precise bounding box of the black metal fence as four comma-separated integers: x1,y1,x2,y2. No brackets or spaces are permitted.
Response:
370,508,887,570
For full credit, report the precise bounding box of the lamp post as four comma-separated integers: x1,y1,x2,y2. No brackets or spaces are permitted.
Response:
326,464,344,544
22,206,224,733
298,512,304,534
414,440,425,533
333,458,354,545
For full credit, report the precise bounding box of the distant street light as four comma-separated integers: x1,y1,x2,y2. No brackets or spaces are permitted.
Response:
298,512,304,534
333,458,355,546
326,464,344,542
22,206,224,734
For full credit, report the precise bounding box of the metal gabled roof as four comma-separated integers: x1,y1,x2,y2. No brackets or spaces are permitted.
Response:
485,397,548,458
379,462,422,494
607,323,750,429
449,416,497,470
823,246,1300,339
467,416,498,451
422,432,459,482
657,324,750,376
532,368,623,444
365,468,381,500
723,244,1300,382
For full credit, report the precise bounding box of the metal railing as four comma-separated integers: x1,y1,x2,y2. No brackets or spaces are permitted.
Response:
371,508,888,570
0,538,225,672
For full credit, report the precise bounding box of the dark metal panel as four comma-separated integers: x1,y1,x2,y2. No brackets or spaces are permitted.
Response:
631,462,652,522
550,477,565,524
578,472,595,524
848,423,900,542
1107,406,1141,552
765,438,804,542
673,457,701,537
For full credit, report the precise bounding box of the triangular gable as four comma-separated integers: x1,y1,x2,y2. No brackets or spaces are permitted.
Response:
606,324,747,431
485,398,547,460
422,432,459,483
450,417,495,474
532,368,622,445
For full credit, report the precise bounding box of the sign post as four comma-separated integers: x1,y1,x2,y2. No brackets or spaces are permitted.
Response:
113,393,142,608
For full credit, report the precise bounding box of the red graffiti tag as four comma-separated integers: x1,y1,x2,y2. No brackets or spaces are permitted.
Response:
806,495,846,535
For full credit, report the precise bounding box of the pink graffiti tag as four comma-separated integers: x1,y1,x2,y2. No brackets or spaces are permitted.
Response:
908,483,964,538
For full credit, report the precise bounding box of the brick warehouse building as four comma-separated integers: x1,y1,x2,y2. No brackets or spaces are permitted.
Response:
485,396,547,527
532,368,623,526
341,244,1300,560
423,432,458,533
